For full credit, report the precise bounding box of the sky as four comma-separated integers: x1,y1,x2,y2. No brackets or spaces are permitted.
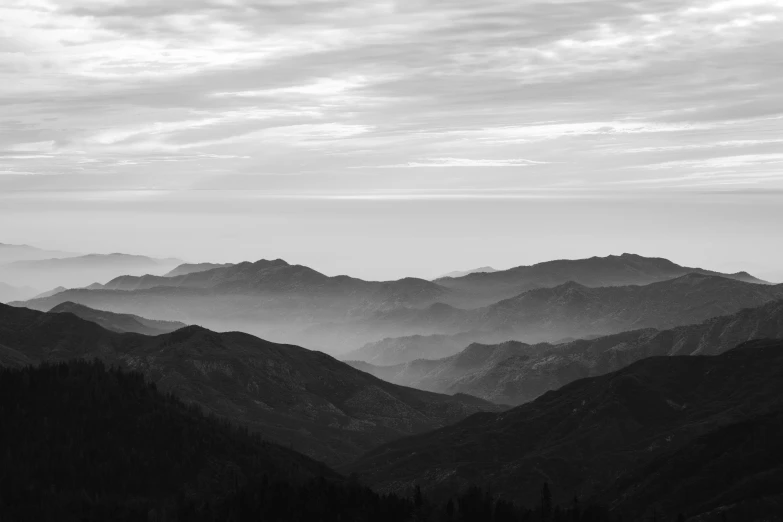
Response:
1,0,783,281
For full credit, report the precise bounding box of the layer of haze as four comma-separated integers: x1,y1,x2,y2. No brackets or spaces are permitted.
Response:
2,0,782,282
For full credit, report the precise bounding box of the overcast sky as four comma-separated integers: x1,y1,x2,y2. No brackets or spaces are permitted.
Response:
2,0,782,281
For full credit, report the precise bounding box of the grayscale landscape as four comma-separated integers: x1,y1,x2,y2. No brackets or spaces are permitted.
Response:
2,0,782,520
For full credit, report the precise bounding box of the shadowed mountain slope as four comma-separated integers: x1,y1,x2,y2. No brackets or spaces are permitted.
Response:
347,339,783,520
436,253,769,306
49,301,187,335
602,406,783,521
346,340,549,396
0,359,428,522
351,299,783,405
341,332,504,366
0,303,500,466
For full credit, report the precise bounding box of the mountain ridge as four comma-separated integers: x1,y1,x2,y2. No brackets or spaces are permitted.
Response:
49,301,188,335
0,302,501,465
346,339,783,519
350,298,783,405
435,253,770,307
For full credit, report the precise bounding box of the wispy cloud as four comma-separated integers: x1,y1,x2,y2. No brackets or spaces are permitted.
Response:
362,158,548,168
639,153,783,170
1,0,782,195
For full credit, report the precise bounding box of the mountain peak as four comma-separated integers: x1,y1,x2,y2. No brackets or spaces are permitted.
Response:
251,258,289,267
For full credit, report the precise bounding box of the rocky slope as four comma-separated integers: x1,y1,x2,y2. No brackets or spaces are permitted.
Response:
49,301,187,335
0,303,500,466
347,339,783,520
436,253,769,306
351,299,783,405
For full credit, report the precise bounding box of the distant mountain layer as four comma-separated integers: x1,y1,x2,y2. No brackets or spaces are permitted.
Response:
14,258,449,352
347,339,783,520
30,286,67,299
13,255,778,355
0,242,78,263
50,301,187,336
435,253,769,306
351,299,783,405
437,267,497,279
164,262,234,277
0,282,38,303
342,332,509,366
342,274,783,356
1,253,183,289
0,303,500,466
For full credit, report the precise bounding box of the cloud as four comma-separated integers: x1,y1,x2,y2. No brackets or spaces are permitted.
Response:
363,158,548,168
1,0,782,194
639,153,783,170
614,138,783,154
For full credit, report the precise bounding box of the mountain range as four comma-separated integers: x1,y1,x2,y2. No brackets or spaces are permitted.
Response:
435,253,769,307
12,258,448,352
347,339,783,520
340,273,783,359
0,302,500,466
2,245,783,520
13,255,778,355
0,358,408,521
348,299,783,405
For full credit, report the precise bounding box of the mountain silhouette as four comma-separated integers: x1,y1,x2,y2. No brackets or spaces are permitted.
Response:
347,339,783,520
348,274,783,353
0,303,500,465
436,253,769,306
13,257,777,355
436,266,498,279
49,301,187,335
0,358,422,521
15,259,449,353
350,299,783,405
164,262,234,277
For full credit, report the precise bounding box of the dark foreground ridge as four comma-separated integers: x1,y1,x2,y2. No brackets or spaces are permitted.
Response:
0,359,620,521
0,303,500,466
348,339,783,521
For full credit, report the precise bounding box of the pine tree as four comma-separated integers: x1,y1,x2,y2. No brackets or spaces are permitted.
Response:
540,483,552,522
